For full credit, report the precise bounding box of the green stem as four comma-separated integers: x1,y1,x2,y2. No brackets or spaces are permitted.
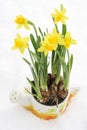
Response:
28,20,38,37
62,24,66,36
55,23,59,33
24,87,40,99
67,49,70,73
39,53,48,91
55,74,60,84
52,18,59,33
26,77,42,100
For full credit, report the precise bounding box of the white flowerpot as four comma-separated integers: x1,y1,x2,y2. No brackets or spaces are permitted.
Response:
10,88,70,120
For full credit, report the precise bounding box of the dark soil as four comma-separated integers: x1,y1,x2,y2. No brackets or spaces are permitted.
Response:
32,74,68,106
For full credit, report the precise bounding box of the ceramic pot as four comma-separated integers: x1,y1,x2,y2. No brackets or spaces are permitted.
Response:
10,88,70,120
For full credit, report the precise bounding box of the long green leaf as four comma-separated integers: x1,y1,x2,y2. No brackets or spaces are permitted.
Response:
67,54,73,74
23,57,30,66
36,36,41,49
38,27,44,39
62,24,67,35
28,49,38,77
26,77,37,93
30,34,37,52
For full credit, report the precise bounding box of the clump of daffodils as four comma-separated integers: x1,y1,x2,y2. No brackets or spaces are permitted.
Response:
12,4,77,101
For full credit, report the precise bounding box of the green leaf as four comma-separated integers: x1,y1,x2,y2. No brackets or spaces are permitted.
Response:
52,18,59,33
30,34,37,52
28,49,38,77
30,51,39,62
67,54,73,74
62,24,66,35
26,77,42,100
55,64,61,84
70,54,73,71
43,32,46,36
36,36,41,49
62,61,69,89
23,56,39,88
38,27,44,39
26,77,37,93
51,51,55,65
23,57,31,66
23,58,38,81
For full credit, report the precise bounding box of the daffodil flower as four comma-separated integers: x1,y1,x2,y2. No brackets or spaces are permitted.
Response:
64,32,77,48
38,40,50,56
52,7,68,24
38,29,64,56
15,15,30,30
12,34,29,54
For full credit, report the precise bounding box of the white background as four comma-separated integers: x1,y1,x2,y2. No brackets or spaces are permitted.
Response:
0,0,87,130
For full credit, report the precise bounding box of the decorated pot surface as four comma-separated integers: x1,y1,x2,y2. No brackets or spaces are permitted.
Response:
25,92,70,120
9,88,72,120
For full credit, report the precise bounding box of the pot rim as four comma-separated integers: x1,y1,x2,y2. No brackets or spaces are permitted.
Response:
31,89,70,108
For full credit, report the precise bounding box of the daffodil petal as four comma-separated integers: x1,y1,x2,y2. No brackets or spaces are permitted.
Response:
23,37,29,43
24,24,30,30
11,46,17,50
71,39,77,44
16,24,23,29
19,48,24,54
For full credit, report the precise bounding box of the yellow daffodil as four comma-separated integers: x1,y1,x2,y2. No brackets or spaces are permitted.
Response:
52,7,68,24
38,29,64,56
15,15,30,30
64,32,77,48
46,29,64,48
12,34,29,54
38,40,51,56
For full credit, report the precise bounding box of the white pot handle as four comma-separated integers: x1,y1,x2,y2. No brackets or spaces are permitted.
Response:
9,89,31,106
